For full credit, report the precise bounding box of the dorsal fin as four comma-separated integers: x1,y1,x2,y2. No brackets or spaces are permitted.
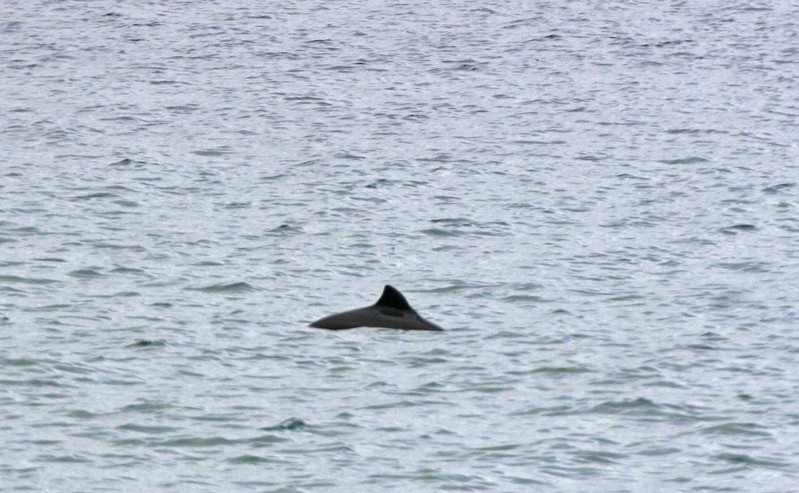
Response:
374,285,412,310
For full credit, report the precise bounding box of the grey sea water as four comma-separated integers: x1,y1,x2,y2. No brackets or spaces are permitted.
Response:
2,1,799,491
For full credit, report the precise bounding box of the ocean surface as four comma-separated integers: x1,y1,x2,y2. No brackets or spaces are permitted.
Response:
2,1,799,491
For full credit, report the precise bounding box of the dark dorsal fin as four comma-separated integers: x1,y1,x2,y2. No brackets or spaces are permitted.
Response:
374,285,412,310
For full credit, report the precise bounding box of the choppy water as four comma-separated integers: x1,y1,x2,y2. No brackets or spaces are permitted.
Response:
2,1,799,491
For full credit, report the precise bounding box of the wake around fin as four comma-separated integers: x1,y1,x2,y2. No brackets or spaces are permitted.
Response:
374,285,412,311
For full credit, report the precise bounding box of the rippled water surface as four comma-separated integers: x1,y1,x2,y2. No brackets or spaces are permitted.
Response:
2,1,799,491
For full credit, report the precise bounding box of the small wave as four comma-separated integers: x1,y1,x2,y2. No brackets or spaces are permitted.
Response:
189,282,254,293
157,437,238,447
421,227,461,237
762,183,794,193
39,454,91,464
109,266,145,274
714,261,769,273
117,423,178,434
260,417,307,431
0,275,59,284
74,192,117,200
658,156,708,165
265,224,303,236
532,366,592,374
591,397,659,415
68,269,105,278
720,224,758,234
127,340,166,349
697,422,771,437
228,454,273,464
192,147,232,156
715,452,789,467
108,158,146,168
